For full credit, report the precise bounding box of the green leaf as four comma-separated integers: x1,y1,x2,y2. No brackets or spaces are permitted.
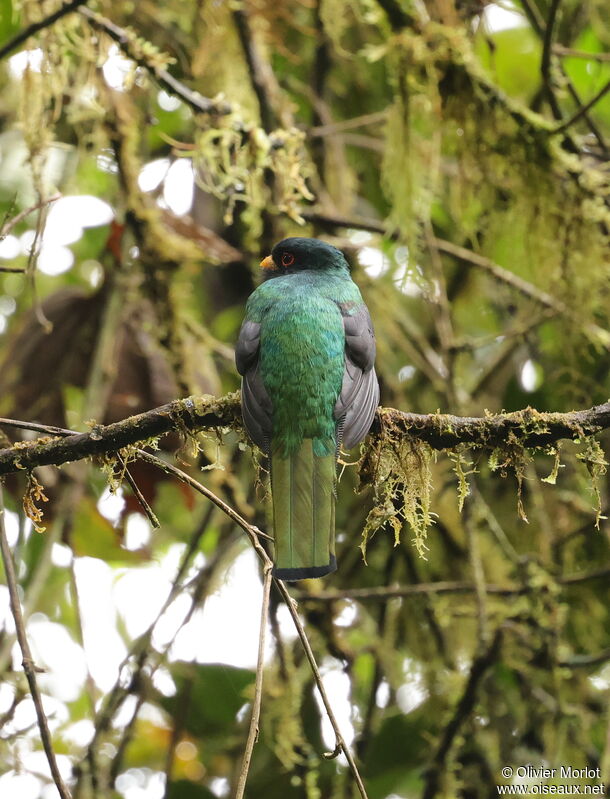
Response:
166,781,217,799
162,662,255,737
71,496,141,563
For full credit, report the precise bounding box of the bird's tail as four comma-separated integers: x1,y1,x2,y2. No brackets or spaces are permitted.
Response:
270,439,337,580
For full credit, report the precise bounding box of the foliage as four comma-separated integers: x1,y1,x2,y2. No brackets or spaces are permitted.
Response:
0,1,609,798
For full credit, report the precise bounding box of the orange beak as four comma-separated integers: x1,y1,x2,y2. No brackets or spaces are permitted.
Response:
260,254,275,270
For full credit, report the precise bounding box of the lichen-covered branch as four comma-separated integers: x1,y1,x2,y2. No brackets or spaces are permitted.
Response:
0,394,608,477
77,7,231,116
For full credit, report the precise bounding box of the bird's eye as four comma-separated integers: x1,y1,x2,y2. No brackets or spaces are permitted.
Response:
281,252,295,267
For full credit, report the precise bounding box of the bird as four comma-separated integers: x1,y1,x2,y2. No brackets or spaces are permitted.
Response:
235,237,379,580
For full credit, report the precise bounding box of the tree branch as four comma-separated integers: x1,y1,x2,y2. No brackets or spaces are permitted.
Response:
77,7,231,116
0,194,61,239
553,45,610,63
235,562,272,799
0,486,72,799
136,450,369,798
553,80,610,134
0,394,609,477
540,0,563,121
1,413,370,794
292,567,610,603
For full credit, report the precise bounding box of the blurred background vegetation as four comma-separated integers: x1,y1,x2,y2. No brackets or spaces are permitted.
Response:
0,0,609,797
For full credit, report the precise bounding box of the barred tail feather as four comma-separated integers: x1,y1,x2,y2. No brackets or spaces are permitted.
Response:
271,440,336,580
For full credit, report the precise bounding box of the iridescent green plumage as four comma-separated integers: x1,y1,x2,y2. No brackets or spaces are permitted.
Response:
236,238,378,580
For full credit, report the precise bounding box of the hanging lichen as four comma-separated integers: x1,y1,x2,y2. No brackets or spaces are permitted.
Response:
449,447,475,512
541,445,563,485
192,119,314,232
263,656,314,774
23,472,49,533
488,433,533,523
576,436,608,528
359,418,434,559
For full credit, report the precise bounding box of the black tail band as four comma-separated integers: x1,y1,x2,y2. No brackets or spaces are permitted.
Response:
273,556,337,582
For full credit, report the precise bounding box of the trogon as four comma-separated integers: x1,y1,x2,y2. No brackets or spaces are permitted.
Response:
236,237,379,580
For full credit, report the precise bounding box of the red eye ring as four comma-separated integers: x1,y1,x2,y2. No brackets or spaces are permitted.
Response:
281,252,295,267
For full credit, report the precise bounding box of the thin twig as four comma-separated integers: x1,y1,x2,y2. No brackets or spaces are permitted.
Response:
0,499,64,674
77,7,231,116
27,192,53,332
115,454,160,528
432,238,566,312
0,484,72,799
553,80,610,133
0,194,61,239
274,579,369,797
560,648,610,668
310,110,389,137
235,562,273,799
520,0,608,155
540,0,563,121
292,567,610,602
553,45,610,63
302,207,565,307
132,451,369,796
134,449,273,542
0,0,87,61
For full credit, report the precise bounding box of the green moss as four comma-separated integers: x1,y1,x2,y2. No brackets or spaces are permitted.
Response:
488,433,532,523
576,437,608,528
541,446,563,485
23,473,49,534
449,448,475,512
359,414,434,559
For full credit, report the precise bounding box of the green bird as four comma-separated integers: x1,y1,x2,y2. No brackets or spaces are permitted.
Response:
236,237,379,580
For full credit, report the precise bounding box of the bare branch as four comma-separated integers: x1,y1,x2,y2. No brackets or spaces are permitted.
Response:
293,567,610,603
553,45,610,63
553,80,610,134
273,577,369,797
0,485,72,799
310,110,389,137
235,562,273,799
540,0,563,121
0,194,61,239
77,7,231,116
135,450,369,796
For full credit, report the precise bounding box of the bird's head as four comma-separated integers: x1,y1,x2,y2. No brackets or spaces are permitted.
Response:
260,237,349,277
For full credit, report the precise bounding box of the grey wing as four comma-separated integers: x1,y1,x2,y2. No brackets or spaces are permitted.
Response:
235,319,273,450
334,304,380,450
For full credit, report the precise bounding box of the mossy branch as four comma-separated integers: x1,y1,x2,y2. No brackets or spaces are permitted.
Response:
0,395,608,476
